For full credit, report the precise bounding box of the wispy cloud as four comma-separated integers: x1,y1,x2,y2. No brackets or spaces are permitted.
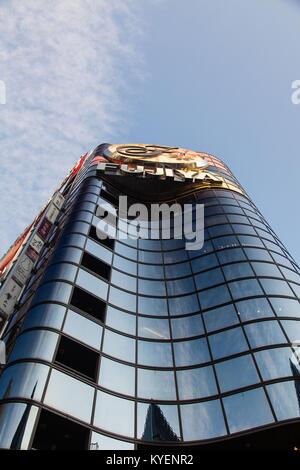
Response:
0,0,142,252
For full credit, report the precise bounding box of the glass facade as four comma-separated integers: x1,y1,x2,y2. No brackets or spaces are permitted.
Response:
0,143,300,450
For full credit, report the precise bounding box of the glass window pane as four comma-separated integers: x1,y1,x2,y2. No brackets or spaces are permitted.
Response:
236,298,274,321
21,304,66,331
191,253,219,273
90,432,134,450
138,369,176,400
223,262,254,281
0,362,49,401
113,255,137,275
171,314,204,339
245,321,286,348
255,347,298,380
138,317,170,339
139,279,166,296
32,281,72,306
42,263,77,283
209,327,248,360
181,400,226,441
111,270,137,292
0,403,38,450
85,238,113,264
76,269,108,300
138,340,173,367
195,268,225,290
137,402,181,441
229,279,263,300
223,388,274,433
260,279,294,297
168,294,199,316
165,262,191,279
166,278,194,296
177,366,217,400
215,355,259,392
63,309,102,349
267,381,300,421
280,320,300,343
109,287,136,312
103,330,135,363
217,248,246,265
9,330,59,362
94,391,134,437
203,304,239,332
105,306,136,335
44,369,94,423
98,357,135,396
174,337,210,366
251,262,282,278
199,285,231,310
244,248,272,262
138,296,167,316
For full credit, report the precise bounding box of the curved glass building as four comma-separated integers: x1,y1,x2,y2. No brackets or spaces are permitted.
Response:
0,143,300,450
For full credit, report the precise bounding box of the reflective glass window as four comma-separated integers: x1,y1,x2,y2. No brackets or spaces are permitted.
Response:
163,250,188,264
102,330,135,363
209,327,248,360
203,304,239,332
199,284,231,310
267,381,300,421
9,330,59,363
181,400,226,441
137,403,180,441
191,253,219,274
236,297,274,321
139,250,162,264
171,314,204,339
168,294,199,316
165,262,191,279
229,279,263,300
138,317,170,339
94,391,134,437
85,238,113,264
208,224,233,237
231,224,256,235
166,277,194,296
139,279,166,296
138,340,173,367
76,269,108,300
44,369,94,423
195,268,225,290
139,263,164,279
280,320,300,343
21,303,66,331
238,235,264,248
251,262,282,278
90,432,134,450
280,267,300,284
32,281,72,306
215,355,259,392
255,347,299,380
0,362,49,401
270,298,300,318
63,309,102,349
98,357,135,396
260,279,294,297
245,321,286,348
105,306,136,335
177,366,217,400
138,296,167,316
138,369,176,400
51,247,82,264
244,248,272,262
174,337,210,366
223,388,274,433
109,287,136,312
217,248,246,265
0,403,38,450
113,255,137,275
223,262,254,281
111,270,137,292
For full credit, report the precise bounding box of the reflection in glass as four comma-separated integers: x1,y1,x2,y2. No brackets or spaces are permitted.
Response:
94,391,134,437
267,381,300,421
177,366,217,400
260,278,294,297
90,432,134,450
63,309,102,349
174,337,210,366
203,304,238,332
235,298,274,321
103,330,135,363
255,347,298,381
138,340,173,367
223,388,274,433
209,327,248,360
137,403,180,441
99,357,135,396
0,362,49,401
215,355,259,392
168,294,199,316
181,400,226,441
199,284,231,310
21,303,66,331
195,268,224,290
111,269,137,292
138,317,170,339
44,369,94,423
171,314,204,339
280,320,300,343
105,306,136,335
223,262,254,281
138,369,176,400
0,403,38,449
270,298,300,318
9,330,59,363
245,321,286,348
139,279,166,296
138,296,168,316
110,287,136,312
76,269,108,300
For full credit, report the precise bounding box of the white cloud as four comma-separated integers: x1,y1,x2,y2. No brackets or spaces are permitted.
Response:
0,0,142,252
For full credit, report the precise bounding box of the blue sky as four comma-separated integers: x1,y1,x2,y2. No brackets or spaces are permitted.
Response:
0,0,300,261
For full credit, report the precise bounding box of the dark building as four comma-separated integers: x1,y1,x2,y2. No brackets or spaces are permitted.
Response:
0,143,300,450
